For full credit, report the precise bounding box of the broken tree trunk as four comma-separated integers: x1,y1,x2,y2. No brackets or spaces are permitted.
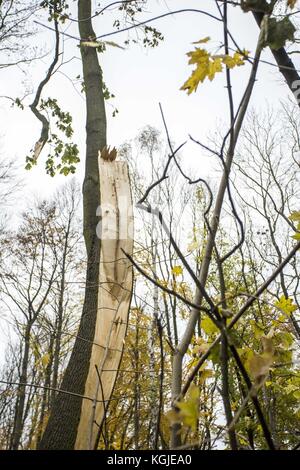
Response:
75,156,134,450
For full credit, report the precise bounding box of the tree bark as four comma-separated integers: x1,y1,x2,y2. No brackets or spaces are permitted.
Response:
10,325,31,450
38,0,106,449
50,215,71,406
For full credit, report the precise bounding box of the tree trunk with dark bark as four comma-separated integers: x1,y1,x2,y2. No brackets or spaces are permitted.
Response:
38,0,106,449
10,324,31,450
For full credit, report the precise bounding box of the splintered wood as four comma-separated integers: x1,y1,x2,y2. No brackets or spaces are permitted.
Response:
75,159,134,449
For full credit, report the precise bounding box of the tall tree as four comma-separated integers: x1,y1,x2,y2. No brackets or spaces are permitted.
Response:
38,0,106,449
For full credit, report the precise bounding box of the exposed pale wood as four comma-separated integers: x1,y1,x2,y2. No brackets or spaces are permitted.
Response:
75,159,134,449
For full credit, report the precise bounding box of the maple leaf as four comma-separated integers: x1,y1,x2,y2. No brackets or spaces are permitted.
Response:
223,52,245,68
208,57,222,80
181,46,247,94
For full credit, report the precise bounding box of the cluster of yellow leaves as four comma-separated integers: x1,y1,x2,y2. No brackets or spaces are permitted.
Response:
289,211,300,240
181,38,248,94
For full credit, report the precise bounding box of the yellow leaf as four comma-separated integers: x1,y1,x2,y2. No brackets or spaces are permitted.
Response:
248,336,275,387
233,51,246,65
41,353,50,368
289,211,300,239
192,37,211,44
201,316,219,336
248,353,271,382
293,390,300,399
176,384,200,431
181,49,219,94
222,55,236,69
222,52,245,69
274,295,297,316
187,48,209,66
181,69,205,94
181,47,246,94
285,383,297,394
172,265,183,276
208,57,222,80
187,357,200,369
288,211,300,222
292,232,300,240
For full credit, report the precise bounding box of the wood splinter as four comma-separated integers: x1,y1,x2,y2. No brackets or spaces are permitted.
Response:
99,145,117,161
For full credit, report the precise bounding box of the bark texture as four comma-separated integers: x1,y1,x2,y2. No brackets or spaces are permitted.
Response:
38,0,106,449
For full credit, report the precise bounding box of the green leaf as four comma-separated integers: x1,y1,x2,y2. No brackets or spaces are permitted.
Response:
293,390,300,399
274,295,297,316
201,316,219,336
264,17,296,50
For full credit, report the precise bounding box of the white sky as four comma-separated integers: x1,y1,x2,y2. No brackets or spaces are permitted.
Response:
0,0,299,357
